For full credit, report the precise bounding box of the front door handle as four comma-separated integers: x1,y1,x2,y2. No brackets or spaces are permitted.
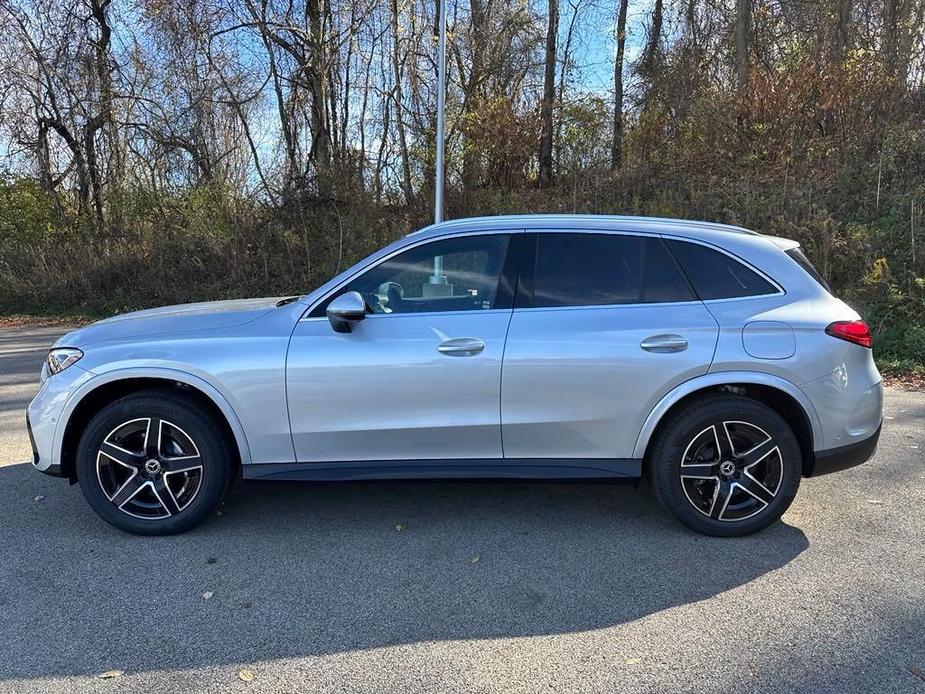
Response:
640,334,689,353
437,337,485,356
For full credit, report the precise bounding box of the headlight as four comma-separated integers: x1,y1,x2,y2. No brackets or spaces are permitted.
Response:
46,347,84,376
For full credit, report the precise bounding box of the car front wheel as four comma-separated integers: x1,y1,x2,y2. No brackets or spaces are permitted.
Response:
76,389,234,535
648,394,802,537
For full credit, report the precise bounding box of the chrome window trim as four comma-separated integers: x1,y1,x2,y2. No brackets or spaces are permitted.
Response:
299,307,514,322
301,228,525,320
301,225,783,321
511,299,703,314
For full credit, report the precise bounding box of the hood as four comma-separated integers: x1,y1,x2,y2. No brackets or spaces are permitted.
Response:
57,297,288,347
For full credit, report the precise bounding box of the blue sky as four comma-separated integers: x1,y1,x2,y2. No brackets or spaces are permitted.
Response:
557,0,655,96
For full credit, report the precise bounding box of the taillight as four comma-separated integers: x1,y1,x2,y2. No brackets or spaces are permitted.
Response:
825,320,872,348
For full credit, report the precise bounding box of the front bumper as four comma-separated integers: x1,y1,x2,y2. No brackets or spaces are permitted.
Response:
810,421,882,476
27,365,94,476
27,413,64,477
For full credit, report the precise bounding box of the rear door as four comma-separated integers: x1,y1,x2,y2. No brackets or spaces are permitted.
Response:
500,231,719,460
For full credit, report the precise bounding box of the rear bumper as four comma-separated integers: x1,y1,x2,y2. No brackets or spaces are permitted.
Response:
810,421,881,476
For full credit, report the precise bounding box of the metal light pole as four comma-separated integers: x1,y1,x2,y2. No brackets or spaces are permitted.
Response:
434,0,446,225
429,0,447,288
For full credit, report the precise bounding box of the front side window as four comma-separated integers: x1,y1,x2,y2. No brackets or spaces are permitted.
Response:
525,233,694,308
666,240,779,300
338,234,512,315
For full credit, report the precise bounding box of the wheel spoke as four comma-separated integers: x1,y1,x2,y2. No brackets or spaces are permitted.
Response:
737,437,778,470
713,423,736,460
679,462,717,479
144,417,163,458
736,473,776,505
110,474,147,507
709,480,733,520
99,441,144,469
152,478,182,516
161,455,202,474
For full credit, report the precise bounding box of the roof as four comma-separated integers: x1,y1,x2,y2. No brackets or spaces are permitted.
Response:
410,214,760,238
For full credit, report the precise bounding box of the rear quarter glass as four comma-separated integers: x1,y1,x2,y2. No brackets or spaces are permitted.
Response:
666,239,778,300
786,247,831,292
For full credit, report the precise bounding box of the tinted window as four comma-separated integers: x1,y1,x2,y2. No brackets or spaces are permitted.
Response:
528,234,694,308
339,234,511,315
667,240,778,300
786,247,831,292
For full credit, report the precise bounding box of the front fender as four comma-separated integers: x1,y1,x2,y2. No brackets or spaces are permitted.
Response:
631,371,823,459
51,366,253,471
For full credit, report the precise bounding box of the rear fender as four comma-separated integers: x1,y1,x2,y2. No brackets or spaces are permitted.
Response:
632,371,823,459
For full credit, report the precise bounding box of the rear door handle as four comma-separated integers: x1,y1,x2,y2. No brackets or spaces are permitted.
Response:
437,337,485,356
640,334,689,353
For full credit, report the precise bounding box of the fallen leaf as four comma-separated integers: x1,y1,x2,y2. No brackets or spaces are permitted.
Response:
470,555,480,563
238,668,255,682
33,495,45,502
202,591,214,600
625,658,641,665
98,670,124,679
910,667,925,683
395,523,404,531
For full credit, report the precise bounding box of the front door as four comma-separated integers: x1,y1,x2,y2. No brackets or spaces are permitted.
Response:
501,231,719,460
287,232,520,463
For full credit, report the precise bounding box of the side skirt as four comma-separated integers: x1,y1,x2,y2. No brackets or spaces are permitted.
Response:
241,458,642,483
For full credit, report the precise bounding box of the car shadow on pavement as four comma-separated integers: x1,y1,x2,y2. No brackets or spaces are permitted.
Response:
0,463,808,681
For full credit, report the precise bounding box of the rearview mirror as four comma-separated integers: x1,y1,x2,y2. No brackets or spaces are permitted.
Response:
327,291,366,333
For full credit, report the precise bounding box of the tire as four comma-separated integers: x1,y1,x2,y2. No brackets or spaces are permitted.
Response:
647,394,801,537
76,389,235,535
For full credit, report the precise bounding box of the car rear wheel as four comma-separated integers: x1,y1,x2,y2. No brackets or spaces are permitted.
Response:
648,394,802,537
76,389,234,535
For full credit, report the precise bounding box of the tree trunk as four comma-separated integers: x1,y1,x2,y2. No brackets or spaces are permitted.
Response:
834,0,852,62
611,0,629,170
641,0,662,75
538,0,558,187
735,0,750,97
461,0,488,189
307,0,333,194
390,0,415,204
87,0,114,228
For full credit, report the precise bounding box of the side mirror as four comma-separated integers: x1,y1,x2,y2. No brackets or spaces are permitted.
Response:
327,291,366,333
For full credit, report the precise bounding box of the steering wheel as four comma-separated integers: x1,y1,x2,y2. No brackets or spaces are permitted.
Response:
383,282,405,312
364,291,387,314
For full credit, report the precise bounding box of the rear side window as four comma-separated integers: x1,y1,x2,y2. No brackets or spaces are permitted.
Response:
666,240,778,300
526,234,695,308
786,247,831,292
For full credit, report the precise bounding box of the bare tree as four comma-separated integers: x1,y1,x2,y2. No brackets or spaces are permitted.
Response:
539,0,558,187
611,0,629,170
389,0,414,203
1,0,119,226
735,0,750,97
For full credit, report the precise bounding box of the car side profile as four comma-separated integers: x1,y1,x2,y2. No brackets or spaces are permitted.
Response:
28,215,883,537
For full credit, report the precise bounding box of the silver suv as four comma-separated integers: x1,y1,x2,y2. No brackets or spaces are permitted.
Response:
27,215,883,537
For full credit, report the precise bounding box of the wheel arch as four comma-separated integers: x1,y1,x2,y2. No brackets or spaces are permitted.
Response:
55,369,252,482
634,372,821,476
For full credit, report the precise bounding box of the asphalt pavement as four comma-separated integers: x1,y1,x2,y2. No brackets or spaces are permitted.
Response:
0,325,923,693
